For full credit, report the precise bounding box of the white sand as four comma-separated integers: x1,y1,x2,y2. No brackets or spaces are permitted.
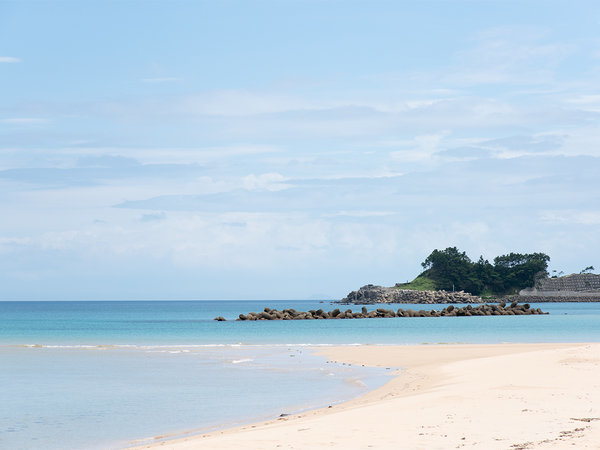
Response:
129,343,600,449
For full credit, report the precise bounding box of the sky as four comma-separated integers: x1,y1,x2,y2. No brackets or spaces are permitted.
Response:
1,0,599,300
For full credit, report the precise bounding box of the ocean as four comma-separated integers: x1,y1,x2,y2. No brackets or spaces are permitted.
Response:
1,300,600,449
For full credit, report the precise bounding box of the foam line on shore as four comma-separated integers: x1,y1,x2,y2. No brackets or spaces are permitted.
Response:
10,342,367,350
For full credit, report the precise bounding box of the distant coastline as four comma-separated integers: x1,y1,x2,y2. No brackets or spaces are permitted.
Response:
337,286,600,305
339,248,600,304
339,273,600,305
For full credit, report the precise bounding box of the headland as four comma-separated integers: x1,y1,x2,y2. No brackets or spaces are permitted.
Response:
338,248,600,304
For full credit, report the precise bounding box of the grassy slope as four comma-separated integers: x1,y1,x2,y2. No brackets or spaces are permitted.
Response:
394,275,496,298
393,275,437,291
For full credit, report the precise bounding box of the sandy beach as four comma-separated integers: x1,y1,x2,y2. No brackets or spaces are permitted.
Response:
130,343,600,449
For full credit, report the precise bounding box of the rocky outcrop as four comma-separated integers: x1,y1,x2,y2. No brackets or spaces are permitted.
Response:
214,302,546,321
338,284,483,304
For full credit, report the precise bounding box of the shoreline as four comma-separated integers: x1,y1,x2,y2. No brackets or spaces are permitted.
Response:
127,342,600,449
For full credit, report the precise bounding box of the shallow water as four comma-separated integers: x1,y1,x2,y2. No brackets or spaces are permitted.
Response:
1,300,599,449
0,344,389,450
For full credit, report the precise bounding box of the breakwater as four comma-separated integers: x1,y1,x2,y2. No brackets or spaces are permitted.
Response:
214,302,546,321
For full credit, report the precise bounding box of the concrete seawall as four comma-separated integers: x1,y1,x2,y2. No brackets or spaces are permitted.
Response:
513,295,600,302
518,274,600,301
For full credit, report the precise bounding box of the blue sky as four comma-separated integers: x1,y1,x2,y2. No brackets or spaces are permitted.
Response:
1,0,599,300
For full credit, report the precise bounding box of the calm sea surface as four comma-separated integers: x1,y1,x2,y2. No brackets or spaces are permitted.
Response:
1,300,599,449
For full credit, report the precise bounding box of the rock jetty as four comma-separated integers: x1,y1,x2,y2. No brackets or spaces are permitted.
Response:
214,302,546,321
338,284,483,304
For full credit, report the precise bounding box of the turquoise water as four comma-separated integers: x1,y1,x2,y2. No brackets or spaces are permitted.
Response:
2,300,599,345
1,300,599,449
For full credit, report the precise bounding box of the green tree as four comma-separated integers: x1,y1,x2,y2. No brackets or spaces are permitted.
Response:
421,247,481,294
420,248,550,295
493,252,550,293
474,256,502,294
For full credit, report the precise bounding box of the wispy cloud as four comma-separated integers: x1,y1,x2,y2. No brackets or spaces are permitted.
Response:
54,144,280,165
141,77,181,83
0,56,21,63
179,90,314,116
447,26,571,86
540,210,600,225
139,212,166,223
242,173,289,191
0,118,47,124
566,94,600,112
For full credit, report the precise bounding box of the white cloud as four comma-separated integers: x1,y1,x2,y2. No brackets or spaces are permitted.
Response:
565,94,600,112
242,173,289,191
543,127,600,158
389,132,450,163
0,56,21,63
540,210,600,225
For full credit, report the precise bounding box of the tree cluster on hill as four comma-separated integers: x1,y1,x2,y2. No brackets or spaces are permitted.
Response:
420,247,550,296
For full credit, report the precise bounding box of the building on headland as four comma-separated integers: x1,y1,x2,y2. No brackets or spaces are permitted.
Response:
519,273,600,301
